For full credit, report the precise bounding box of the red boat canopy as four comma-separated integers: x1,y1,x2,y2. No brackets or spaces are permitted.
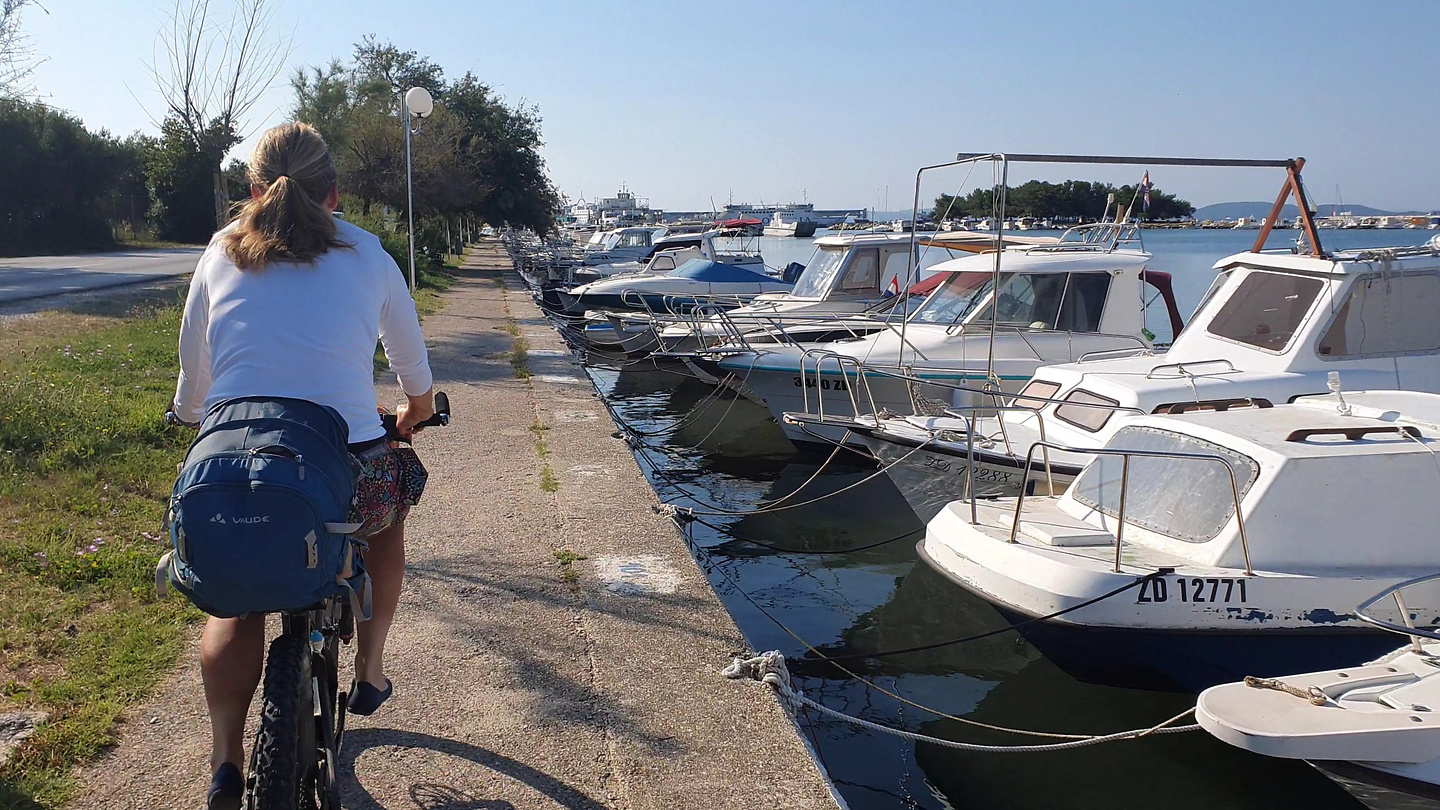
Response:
907,273,947,296
716,217,763,228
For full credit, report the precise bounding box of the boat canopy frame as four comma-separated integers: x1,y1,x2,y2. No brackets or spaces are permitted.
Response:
899,152,1325,386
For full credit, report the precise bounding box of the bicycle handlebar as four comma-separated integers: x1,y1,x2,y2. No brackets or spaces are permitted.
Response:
381,391,450,443
163,391,452,444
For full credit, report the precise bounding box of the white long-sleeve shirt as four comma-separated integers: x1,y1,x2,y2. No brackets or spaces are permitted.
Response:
174,219,433,443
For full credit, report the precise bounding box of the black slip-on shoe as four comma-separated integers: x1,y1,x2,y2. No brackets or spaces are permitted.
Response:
347,678,393,716
207,762,242,810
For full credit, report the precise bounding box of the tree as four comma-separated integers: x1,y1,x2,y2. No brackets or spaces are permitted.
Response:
0,98,132,254
291,40,561,235
147,0,291,229
0,0,42,98
933,179,1193,223
144,117,219,243
290,60,353,149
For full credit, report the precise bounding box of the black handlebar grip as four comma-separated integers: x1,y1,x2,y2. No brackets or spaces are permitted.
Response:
380,391,451,442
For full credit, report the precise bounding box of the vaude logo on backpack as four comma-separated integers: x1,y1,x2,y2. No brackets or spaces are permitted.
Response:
156,397,370,619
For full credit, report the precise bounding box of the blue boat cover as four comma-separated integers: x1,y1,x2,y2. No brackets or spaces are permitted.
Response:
670,258,787,285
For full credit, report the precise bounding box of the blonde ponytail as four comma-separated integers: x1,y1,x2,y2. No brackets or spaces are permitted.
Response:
223,122,348,270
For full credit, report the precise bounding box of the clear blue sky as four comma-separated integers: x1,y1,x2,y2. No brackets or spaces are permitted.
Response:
22,0,1440,212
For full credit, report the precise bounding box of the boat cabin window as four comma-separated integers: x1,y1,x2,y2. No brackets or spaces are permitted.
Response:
1317,272,1440,358
1011,380,1061,410
929,271,1112,331
1071,426,1260,543
1206,271,1324,352
839,248,880,292
616,231,653,248
1053,388,1120,432
648,252,682,272
881,249,912,288
789,247,847,299
1054,273,1112,332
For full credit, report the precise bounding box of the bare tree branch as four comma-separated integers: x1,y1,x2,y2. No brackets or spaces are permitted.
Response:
0,0,47,98
145,0,292,226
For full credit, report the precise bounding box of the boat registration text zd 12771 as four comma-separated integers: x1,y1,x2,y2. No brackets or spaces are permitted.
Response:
1136,577,1249,604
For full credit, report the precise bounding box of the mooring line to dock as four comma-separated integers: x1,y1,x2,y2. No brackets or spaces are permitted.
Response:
678,510,920,556
676,513,1190,744
580,364,736,439
575,358,878,517
637,433,937,517
727,651,1198,753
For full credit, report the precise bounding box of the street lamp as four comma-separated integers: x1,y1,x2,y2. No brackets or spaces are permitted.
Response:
403,86,434,291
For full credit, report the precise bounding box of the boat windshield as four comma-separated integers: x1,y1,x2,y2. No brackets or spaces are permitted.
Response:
1071,426,1259,543
912,271,1115,331
615,231,654,248
909,272,999,325
789,246,847,299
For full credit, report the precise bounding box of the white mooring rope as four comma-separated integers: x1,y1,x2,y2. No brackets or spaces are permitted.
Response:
724,651,1199,754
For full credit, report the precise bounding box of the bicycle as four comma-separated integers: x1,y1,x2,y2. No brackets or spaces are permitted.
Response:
167,392,450,810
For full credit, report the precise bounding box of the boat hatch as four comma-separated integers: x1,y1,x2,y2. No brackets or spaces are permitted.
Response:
1070,426,1260,543
1011,379,1062,409
1054,389,1122,432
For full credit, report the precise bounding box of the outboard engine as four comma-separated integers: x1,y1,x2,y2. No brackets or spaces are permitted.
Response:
780,261,805,285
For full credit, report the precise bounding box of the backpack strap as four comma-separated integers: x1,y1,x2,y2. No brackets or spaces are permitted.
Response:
155,551,173,599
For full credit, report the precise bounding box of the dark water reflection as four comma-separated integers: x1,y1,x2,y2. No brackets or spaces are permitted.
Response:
589,361,1362,810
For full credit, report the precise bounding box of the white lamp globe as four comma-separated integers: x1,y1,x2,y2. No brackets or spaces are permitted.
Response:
404,87,434,118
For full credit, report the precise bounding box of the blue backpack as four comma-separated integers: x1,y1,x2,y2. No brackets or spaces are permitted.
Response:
157,397,371,619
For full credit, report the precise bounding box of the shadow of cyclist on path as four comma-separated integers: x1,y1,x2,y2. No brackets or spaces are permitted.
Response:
410,782,514,810
338,728,605,810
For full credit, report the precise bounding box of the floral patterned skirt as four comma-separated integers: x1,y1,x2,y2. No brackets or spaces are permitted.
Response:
348,442,428,539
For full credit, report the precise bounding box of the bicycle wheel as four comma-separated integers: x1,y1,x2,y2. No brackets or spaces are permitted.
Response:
247,632,316,810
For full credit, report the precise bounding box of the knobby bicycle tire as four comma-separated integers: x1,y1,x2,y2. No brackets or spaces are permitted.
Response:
247,632,314,810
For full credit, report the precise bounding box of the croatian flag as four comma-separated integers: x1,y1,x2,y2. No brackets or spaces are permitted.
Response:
886,275,900,297
1141,171,1152,213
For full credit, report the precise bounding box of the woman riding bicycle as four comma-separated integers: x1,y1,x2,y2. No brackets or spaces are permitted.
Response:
170,122,433,810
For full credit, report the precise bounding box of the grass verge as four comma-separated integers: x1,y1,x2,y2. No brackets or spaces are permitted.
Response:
0,291,197,808
2,255,455,807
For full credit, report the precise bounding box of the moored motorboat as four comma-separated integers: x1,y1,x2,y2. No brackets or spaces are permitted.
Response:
919,389,1440,692
558,257,794,315
650,230,1044,356
711,219,1169,447
1198,577,1440,809
761,211,819,238
851,233,1440,521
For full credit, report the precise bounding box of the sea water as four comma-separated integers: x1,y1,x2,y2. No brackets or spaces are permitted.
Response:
588,227,1435,810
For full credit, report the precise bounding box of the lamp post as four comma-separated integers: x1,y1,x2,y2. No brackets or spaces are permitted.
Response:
403,86,434,291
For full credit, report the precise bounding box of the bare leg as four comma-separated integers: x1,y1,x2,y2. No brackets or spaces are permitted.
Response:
201,614,266,772
354,521,405,688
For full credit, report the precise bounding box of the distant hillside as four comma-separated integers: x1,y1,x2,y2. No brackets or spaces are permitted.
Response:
1194,201,1420,220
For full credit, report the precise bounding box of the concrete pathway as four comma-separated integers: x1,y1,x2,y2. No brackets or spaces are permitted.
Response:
0,249,202,303
68,240,837,809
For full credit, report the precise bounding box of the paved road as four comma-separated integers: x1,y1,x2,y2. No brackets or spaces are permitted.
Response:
0,249,202,303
